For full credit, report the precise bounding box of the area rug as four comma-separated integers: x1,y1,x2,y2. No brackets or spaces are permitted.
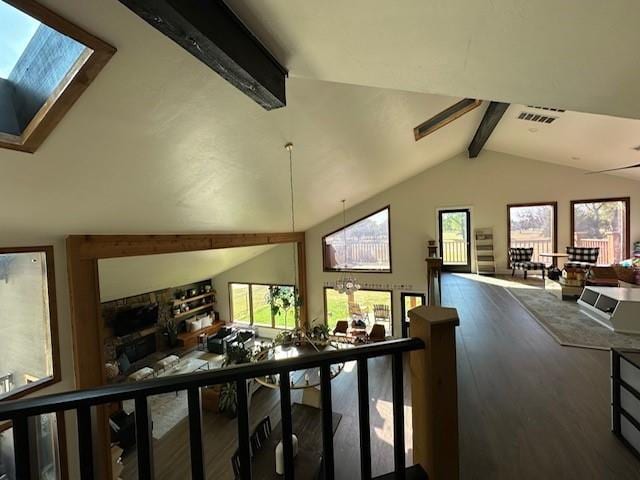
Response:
506,286,640,350
123,350,225,439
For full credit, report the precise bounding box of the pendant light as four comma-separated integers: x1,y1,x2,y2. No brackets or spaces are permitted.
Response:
285,142,299,329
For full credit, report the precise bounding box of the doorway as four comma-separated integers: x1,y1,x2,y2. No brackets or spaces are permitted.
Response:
438,208,471,272
400,292,426,338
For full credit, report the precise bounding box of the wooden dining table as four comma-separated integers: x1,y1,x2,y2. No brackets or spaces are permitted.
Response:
251,403,342,479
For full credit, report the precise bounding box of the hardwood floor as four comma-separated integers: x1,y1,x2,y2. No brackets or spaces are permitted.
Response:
122,273,640,479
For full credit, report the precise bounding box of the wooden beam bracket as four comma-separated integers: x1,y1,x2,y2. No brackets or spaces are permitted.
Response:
468,101,509,158
118,0,287,110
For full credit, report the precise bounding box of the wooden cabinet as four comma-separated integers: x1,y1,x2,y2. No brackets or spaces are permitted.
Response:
176,321,224,349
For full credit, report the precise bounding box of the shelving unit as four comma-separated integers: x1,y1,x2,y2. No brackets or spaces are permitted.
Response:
172,291,215,306
173,303,215,319
474,227,495,275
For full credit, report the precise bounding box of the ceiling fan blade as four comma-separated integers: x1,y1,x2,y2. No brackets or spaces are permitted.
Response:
585,163,640,174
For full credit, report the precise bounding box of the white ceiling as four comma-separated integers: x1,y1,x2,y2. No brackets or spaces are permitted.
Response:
231,0,640,119
487,105,640,181
1,0,638,245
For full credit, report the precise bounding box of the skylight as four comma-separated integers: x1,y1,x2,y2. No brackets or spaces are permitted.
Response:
0,1,41,78
0,0,114,153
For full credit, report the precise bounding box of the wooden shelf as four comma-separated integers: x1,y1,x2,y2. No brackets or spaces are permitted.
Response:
173,303,215,319
173,291,215,306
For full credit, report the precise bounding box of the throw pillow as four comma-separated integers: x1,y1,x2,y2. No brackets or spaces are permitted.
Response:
117,353,131,374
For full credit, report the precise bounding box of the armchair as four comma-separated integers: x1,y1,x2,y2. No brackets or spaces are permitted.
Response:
207,327,237,354
565,246,599,269
509,247,546,279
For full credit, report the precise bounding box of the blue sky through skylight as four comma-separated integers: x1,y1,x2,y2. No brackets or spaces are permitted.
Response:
0,1,41,78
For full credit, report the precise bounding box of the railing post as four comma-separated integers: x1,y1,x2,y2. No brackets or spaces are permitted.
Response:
408,305,460,479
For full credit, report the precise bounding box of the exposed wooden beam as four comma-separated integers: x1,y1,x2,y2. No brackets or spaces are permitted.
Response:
118,0,287,110
414,98,481,141
468,101,509,158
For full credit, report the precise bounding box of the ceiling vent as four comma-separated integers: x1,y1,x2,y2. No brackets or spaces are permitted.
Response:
517,111,558,124
526,105,566,113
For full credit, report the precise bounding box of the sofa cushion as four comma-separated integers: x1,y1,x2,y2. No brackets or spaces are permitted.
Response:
155,355,180,370
128,367,154,382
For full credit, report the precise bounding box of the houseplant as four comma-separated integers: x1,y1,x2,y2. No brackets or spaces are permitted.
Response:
218,344,253,417
268,285,301,331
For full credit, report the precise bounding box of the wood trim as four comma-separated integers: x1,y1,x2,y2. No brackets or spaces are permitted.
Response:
0,0,116,153
468,101,509,158
0,246,61,398
322,286,394,336
400,292,426,338
322,205,392,273
570,197,631,260
506,201,558,268
409,305,460,479
71,232,305,260
414,98,482,141
66,232,308,477
228,281,296,329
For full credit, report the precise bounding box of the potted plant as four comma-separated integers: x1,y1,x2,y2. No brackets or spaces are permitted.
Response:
268,286,302,331
310,324,331,347
218,344,253,417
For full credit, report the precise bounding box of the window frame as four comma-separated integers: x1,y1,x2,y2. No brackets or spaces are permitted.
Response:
321,205,392,273
506,201,558,267
570,197,631,261
0,0,115,153
0,245,61,400
228,281,295,329
400,292,426,338
322,286,394,336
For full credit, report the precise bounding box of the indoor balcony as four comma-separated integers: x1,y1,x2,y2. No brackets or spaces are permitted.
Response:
0,307,458,480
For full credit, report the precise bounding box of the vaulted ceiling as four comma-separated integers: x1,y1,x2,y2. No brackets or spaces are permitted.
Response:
1,0,639,240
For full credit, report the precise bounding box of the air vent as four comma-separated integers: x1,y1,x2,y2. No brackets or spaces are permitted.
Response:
517,111,557,124
526,105,566,113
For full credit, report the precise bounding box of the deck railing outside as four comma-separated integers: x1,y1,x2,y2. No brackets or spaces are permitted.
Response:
442,240,467,265
510,239,553,264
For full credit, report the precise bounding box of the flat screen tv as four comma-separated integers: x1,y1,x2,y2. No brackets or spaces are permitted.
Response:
113,303,159,337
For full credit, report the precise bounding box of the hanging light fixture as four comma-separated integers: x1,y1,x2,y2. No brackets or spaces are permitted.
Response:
285,142,299,329
334,199,361,295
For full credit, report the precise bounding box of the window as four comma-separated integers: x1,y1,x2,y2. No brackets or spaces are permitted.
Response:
229,282,295,329
0,246,60,400
0,412,66,479
400,292,425,338
0,0,114,153
324,287,393,336
507,202,557,264
322,206,391,272
571,198,630,264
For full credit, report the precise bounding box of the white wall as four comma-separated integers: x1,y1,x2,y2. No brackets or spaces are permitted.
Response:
305,150,640,336
212,243,297,338
98,245,275,302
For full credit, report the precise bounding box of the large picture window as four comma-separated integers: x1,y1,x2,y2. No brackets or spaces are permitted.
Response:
324,287,393,336
0,246,59,400
507,202,557,264
571,197,630,264
322,206,391,272
229,282,295,329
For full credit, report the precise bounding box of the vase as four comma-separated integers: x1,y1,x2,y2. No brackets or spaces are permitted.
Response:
275,434,299,475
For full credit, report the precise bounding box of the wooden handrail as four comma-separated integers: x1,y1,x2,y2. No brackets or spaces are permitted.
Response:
409,305,460,480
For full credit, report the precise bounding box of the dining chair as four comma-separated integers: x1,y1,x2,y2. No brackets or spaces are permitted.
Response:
332,320,349,336
368,323,387,342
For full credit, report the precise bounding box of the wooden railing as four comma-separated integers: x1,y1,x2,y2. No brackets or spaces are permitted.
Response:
442,240,467,264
